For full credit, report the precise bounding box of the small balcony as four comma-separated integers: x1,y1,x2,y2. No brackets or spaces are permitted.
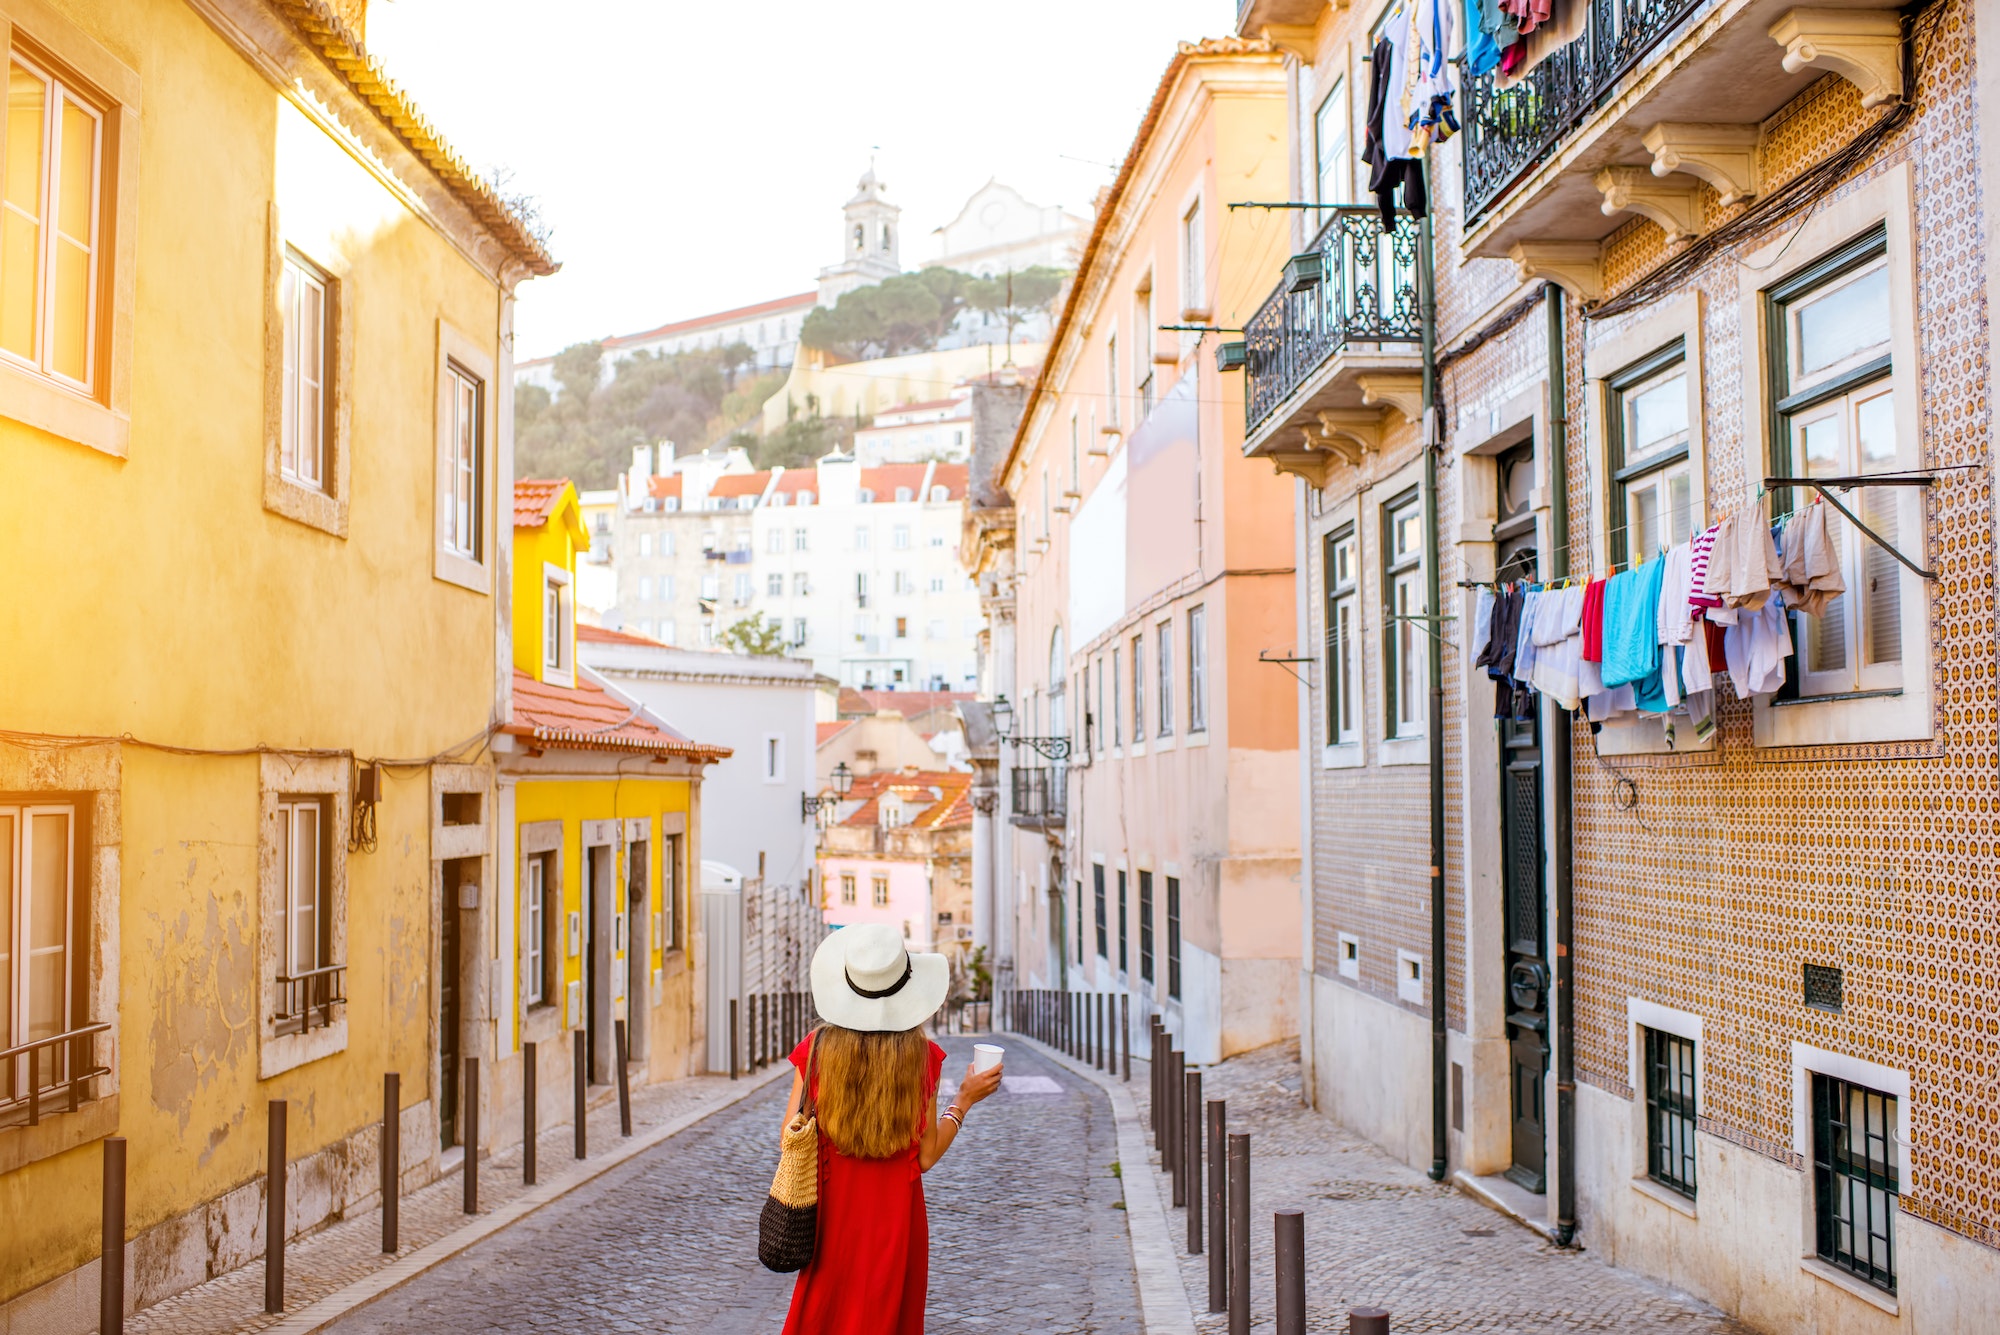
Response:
1009,765,1067,830
1240,206,1425,481
1,1020,111,1128
274,964,346,1036
1460,0,1907,292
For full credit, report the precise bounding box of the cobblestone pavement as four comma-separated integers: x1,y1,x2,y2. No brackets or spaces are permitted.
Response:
1130,1040,1760,1335
324,1036,1141,1334
128,1064,789,1335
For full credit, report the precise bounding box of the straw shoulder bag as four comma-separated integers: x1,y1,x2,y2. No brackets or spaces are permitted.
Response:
758,1036,820,1272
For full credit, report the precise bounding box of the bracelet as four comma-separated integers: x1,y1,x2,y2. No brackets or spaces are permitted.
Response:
941,1106,965,1129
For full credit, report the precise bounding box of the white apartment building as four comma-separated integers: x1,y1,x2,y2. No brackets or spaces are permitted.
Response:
852,392,973,464
610,445,761,648
744,458,981,690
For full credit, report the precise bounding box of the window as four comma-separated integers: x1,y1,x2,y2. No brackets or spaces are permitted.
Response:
794,572,810,596
440,363,483,560
660,621,676,645
840,874,857,906
893,571,914,595
791,618,807,645
733,573,751,603
1111,646,1122,746
894,488,913,503
767,573,784,597
855,525,871,551
639,576,653,600
854,573,869,607
1135,287,1155,419
1070,414,1082,487
1607,344,1692,568
794,527,809,551
1769,232,1906,699
1075,884,1084,964
280,251,331,491
1106,332,1120,427
1188,605,1208,732
929,576,945,594
276,798,329,1026
542,569,572,679
663,531,677,555
1093,864,1107,958
661,575,675,601
766,529,784,554
1116,869,1128,972
523,853,552,1007
700,574,719,600
1315,79,1350,206
1325,527,1358,744
893,524,911,549
858,489,875,504
1165,876,1181,1000
1383,495,1424,737
1041,466,1052,538
1095,658,1107,754
0,804,75,1097
2,52,102,391
871,876,890,907
895,616,908,639
1138,870,1154,983
930,485,948,502
797,490,814,506
762,734,785,782
639,533,653,557
1156,621,1174,737
1812,1073,1899,1293
732,530,751,551
1643,1028,1697,1198
1181,199,1205,314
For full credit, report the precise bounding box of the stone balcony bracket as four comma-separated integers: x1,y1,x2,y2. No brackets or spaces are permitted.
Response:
1595,167,1704,244
1314,408,1390,461
1357,372,1424,423
1257,24,1321,61
1769,9,1905,110
1642,123,1761,206
1508,242,1606,303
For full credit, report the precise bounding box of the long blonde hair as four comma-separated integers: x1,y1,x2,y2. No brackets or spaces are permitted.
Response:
811,1024,930,1159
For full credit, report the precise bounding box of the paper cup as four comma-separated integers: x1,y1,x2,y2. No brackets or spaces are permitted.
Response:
972,1043,1004,1074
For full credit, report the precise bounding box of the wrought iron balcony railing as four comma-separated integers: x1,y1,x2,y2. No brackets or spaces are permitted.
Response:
275,963,347,1035
1010,765,1068,826
1244,207,1424,437
1,1020,111,1127
1461,0,1708,221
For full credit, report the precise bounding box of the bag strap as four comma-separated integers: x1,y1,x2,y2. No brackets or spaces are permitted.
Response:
801,1027,820,1120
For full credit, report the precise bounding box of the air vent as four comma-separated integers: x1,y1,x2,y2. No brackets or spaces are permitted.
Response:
1803,962,1844,1013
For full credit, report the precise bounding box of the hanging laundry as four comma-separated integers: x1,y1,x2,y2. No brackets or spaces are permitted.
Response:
1407,0,1461,154
1579,576,1607,662
1464,0,1507,76
1777,502,1846,616
1601,559,1669,712
1529,584,1585,711
1722,593,1794,696
1702,500,1784,610
1362,22,1428,232
1656,542,1697,647
1497,0,1588,88
1473,587,1497,662
1513,589,1544,687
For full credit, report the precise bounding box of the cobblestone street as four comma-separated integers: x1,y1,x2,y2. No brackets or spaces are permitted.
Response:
1119,1040,1759,1335
323,1036,1139,1334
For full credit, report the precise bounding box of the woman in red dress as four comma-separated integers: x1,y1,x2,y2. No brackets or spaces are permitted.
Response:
779,923,1004,1335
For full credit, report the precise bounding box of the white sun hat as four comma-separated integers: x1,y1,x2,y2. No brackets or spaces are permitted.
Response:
810,923,949,1033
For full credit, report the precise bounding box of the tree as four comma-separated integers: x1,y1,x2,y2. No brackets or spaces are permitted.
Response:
967,265,1068,345
799,266,1032,361
551,341,604,406
716,613,788,657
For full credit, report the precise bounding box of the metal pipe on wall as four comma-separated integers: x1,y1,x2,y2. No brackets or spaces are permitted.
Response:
1419,166,1449,1184
1548,284,1579,1247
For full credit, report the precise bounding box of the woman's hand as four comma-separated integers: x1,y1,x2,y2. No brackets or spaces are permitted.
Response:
958,1061,1003,1106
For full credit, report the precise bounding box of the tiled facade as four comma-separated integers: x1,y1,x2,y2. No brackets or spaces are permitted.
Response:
1246,0,2000,1322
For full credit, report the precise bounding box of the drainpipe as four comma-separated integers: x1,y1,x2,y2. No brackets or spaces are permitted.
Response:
1546,287,1579,1245
1419,182,1448,1185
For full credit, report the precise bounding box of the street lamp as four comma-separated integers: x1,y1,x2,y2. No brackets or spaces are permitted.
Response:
989,692,1070,762
801,761,854,822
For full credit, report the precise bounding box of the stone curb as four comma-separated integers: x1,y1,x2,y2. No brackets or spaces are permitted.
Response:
257,1061,794,1335
1003,1030,1196,1335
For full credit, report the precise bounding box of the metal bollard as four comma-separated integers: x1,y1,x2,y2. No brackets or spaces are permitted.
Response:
1095,994,1105,1070
523,1044,537,1186
1208,1099,1227,1311
1169,1048,1185,1204
101,1136,125,1334
265,1099,287,1314
1151,1023,1165,1148
1186,1070,1203,1253
615,1019,632,1137
1228,1134,1251,1335
463,1057,480,1214
573,1029,588,1160
1275,1208,1305,1335
1348,1308,1390,1335
730,997,740,1080
1122,995,1131,1081
382,1072,401,1252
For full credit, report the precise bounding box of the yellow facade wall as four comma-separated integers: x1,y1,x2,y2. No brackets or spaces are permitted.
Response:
512,488,588,681
0,0,522,1311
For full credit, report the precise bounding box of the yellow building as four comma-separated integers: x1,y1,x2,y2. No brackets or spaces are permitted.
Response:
0,0,552,1325
497,481,727,1131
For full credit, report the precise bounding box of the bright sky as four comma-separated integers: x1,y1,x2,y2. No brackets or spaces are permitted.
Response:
366,0,1229,362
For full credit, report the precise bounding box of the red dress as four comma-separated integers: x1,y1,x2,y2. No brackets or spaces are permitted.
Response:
782,1034,947,1335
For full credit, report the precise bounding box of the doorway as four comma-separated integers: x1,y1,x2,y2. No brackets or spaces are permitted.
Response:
438,856,481,1149
584,835,615,1084
625,824,650,1064
1494,441,1548,1192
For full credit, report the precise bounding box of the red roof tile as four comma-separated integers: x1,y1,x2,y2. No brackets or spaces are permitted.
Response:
506,669,728,760
877,397,967,415
852,690,975,719
859,464,967,501
576,624,668,649
710,472,774,499
602,293,817,350
647,475,684,499
514,478,570,528
816,720,854,745
835,769,973,830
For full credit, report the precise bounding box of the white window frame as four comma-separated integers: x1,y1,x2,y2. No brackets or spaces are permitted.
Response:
1156,619,1175,740
1324,522,1362,759
1180,195,1206,319
543,564,574,687
871,875,890,907
1187,604,1208,735
1791,1041,1910,1315
1336,931,1359,981
258,755,349,1076
434,321,494,591
1384,491,1425,744
1313,75,1351,208
1626,998,1703,1218
762,733,786,785
0,802,75,1075
523,853,547,1007
1739,163,1929,748
1,51,101,394
279,249,331,493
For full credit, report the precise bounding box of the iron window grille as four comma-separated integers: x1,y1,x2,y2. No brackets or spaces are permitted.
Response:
1117,870,1129,973
1138,871,1155,983
1642,1028,1697,1198
1094,865,1108,959
1165,876,1182,1001
1812,1073,1899,1293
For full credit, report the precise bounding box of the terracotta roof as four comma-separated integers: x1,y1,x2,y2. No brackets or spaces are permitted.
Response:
507,669,728,760
876,397,968,416
1005,37,1279,483
710,472,774,499
816,720,854,745
771,471,818,496
576,624,668,649
268,0,556,277
851,690,975,719
603,292,817,350
835,688,875,717
514,478,570,528
647,475,684,499
859,463,967,501
835,769,973,830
